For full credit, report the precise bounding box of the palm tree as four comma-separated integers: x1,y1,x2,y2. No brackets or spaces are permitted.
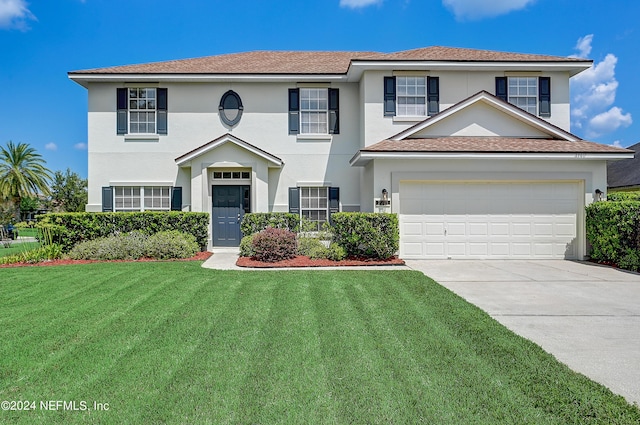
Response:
0,141,53,219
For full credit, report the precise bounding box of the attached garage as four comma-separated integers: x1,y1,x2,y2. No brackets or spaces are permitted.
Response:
399,181,581,259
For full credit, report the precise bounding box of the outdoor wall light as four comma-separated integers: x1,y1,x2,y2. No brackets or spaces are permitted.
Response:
382,188,388,201
595,189,603,201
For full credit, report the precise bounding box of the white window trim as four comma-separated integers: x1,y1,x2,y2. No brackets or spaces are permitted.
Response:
299,186,329,231
128,87,157,135
299,87,329,135
113,185,171,212
396,75,427,118
507,76,538,116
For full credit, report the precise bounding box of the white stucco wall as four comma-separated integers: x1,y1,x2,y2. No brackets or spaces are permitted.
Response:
360,70,572,148
85,81,363,212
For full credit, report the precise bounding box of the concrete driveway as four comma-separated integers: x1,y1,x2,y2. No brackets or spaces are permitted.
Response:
405,259,640,406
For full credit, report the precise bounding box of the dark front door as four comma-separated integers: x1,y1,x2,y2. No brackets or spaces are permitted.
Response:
212,185,249,247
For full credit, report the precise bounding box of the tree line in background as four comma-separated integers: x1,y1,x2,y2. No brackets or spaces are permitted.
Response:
0,141,87,224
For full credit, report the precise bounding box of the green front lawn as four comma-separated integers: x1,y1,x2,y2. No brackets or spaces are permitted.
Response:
0,263,638,424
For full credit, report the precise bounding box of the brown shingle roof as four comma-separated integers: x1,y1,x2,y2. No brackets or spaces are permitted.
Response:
69,47,589,75
362,46,587,62
362,137,632,154
607,142,640,188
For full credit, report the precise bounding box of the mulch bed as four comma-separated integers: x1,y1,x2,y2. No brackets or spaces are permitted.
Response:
0,251,213,268
236,255,405,268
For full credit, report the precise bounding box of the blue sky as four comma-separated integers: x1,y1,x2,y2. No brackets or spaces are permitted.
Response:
1,0,638,178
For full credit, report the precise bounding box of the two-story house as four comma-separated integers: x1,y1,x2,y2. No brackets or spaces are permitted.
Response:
68,46,632,259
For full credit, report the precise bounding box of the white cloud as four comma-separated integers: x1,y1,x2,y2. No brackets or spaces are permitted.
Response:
611,140,623,148
587,107,632,138
45,142,57,151
74,142,87,150
340,0,382,9
0,0,36,30
570,35,632,139
569,34,593,59
442,0,535,21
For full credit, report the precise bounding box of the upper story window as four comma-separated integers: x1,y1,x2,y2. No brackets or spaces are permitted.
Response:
117,87,168,135
288,88,339,135
300,88,328,134
384,76,439,118
219,90,243,127
397,76,426,116
496,76,551,118
508,77,537,115
129,88,157,133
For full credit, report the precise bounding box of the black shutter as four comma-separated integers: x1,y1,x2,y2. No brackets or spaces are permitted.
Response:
427,76,439,116
495,77,507,102
102,187,113,212
538,77,551,118
329,187,340,214
384,76,396,116
170,186,182,211
288,187,300,214
328,187,340,225
328,88,339,134
117,88,128,135
288,89,300,135
157,88,168,134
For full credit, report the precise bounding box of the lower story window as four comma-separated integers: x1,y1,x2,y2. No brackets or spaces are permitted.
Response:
114,186,170,212
300,187,328,231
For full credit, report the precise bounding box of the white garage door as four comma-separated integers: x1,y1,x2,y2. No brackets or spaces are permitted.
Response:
399,181,580,259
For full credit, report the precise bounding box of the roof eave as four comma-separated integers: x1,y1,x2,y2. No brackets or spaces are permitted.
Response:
68,73,348,87
346,60,593,81
350,151,633,166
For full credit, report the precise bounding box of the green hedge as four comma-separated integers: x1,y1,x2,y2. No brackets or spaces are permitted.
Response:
38,212,209,252
331,213,399,259
240,213,301,235
607,191,640,201
585,201,640,270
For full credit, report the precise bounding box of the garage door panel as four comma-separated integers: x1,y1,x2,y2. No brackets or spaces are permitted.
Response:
425,242,445,256
400,181,580,259
469,243,489,256
402,221,423,236
469,222,488,236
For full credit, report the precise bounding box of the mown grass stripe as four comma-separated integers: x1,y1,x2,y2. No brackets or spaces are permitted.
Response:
0,264,638,424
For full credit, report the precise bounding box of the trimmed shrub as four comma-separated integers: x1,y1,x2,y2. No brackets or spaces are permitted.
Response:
38,212,209,252
585,200,640,269
251,228,297,262
607,191,640,201
331,213,399,259
240,213,301,235
69,232,149,260
69,230,198,261
146,231,199,260
297,237,328,259
325,243,347,261
239,234,256,257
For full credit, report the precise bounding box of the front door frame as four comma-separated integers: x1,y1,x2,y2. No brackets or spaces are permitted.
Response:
212,184,251,247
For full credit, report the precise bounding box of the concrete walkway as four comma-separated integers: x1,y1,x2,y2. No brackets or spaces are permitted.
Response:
405,259,640,406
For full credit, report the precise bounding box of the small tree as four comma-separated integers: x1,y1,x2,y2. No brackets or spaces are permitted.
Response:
46,168,88,212
0,141,52,219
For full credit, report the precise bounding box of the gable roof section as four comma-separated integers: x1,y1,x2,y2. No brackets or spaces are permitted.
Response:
175,133,283,167
350,91,633,166
391,91,579,141
69,46,591,77
607,142,640,189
